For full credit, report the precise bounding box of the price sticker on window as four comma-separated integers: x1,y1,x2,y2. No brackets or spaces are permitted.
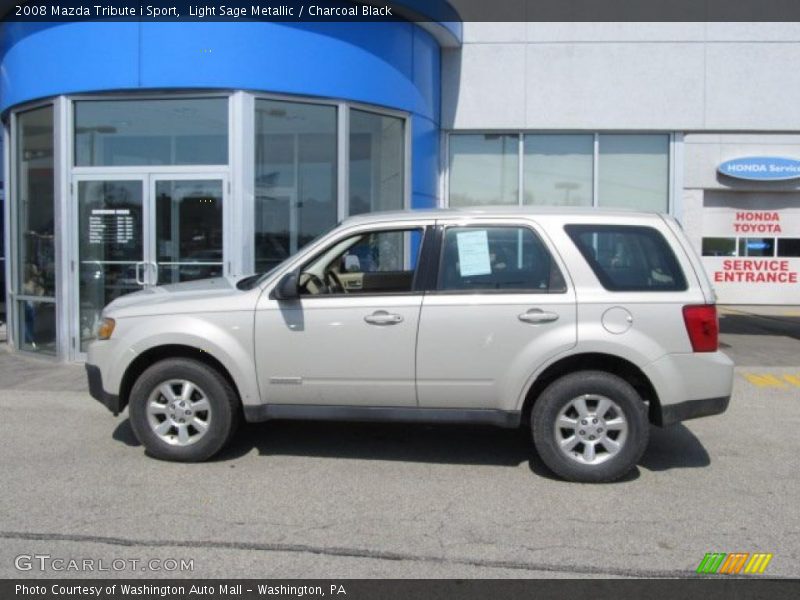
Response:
456,230,492,277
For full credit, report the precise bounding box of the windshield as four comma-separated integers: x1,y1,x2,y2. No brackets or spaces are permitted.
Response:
237,222,341,290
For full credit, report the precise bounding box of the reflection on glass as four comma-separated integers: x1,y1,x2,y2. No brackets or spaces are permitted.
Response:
702,237,737,257
349,109,404,216
156,180,223,285
738,238,775,257
598,134,669,211
524,135,593,206
78,181,143,351
74,98,228,166
18,300,56,353
449,134,518,207
16,105,56,354
255,100,337,273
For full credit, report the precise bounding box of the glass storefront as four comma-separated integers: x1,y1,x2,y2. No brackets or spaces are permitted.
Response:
78,180,144,351
449,132,671,211
6,93,409,359
254,99,338,272
15,105,56,354
348,109,405,215
448,134,518,206
74,99,229,166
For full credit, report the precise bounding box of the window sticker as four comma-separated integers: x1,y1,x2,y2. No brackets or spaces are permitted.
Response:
456,230,492,277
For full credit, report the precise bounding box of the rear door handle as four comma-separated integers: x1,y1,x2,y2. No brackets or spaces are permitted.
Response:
364,310,404,326
518,309,559,324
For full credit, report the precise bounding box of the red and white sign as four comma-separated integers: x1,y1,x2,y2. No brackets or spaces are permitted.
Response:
701,203,800,304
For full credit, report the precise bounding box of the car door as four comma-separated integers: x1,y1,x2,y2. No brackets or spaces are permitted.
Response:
255,222,430,407
416,219,578,411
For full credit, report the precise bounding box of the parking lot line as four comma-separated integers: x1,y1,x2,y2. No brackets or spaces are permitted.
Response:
741,373,800,388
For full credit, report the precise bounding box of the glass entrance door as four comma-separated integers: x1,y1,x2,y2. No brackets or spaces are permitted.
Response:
77,178,145,352
74,174,226,356
153,178,224,285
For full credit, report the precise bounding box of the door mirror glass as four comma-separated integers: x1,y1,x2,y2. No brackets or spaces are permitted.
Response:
272,271,300,300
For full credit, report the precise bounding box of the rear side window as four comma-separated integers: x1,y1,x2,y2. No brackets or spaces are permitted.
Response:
565,225,687,291
438,226,566,293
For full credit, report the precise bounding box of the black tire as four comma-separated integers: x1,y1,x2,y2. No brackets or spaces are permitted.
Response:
531,370,649,483
129,358,240,462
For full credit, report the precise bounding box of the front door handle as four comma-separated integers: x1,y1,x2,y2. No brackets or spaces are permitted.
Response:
134,261,146,286
148,261,159,286
518,309,559,324
364,310,404,326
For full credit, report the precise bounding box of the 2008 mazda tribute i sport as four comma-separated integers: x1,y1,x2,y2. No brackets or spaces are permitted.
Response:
86,208,733,482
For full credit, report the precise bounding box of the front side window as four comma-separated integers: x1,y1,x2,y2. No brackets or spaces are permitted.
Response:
438,226,566,293
299,228,423,296
566,225,687,291
74,98,228,166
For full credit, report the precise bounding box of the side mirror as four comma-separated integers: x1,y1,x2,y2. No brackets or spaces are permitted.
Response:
271,271,300,301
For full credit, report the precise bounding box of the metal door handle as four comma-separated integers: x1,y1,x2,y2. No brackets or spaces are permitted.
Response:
518,309,559,324
364,311,404,325
134,261,145,285
149,261,159,286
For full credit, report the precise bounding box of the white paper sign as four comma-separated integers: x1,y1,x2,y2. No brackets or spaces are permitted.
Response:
456,230,492,277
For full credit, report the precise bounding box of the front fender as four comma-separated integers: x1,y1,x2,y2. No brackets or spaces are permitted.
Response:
104,312,260,408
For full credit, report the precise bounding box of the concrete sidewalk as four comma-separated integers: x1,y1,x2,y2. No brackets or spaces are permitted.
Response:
0,344,86,392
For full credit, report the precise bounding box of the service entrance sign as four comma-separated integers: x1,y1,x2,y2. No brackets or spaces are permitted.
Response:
701,193,800,304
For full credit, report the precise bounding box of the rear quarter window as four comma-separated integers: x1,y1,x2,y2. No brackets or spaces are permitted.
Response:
565,224,687,292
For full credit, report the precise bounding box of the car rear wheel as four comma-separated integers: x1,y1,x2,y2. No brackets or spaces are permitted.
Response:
531,371,649,483
129,358,240,462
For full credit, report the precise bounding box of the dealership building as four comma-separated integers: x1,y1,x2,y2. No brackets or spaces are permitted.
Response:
2,9,800,360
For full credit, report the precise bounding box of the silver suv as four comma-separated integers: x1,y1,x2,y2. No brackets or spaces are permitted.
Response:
86,208,733,482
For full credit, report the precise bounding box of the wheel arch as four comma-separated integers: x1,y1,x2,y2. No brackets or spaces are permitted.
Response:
520,352,662,426
118,345,242,414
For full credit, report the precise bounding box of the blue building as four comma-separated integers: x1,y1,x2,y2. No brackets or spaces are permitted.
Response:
1,8,460,359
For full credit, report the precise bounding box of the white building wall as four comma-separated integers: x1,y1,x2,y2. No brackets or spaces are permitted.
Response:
443,22,800,131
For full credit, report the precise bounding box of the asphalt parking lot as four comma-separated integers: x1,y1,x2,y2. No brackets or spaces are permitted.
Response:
0,306,798,579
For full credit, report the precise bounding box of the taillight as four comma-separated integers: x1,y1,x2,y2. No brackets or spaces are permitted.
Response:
682,305,719,352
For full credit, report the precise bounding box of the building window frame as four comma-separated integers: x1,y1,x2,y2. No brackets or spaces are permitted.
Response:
444,131,678,216
6,91,410,359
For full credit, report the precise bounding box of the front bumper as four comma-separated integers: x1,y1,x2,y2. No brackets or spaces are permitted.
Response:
85,364,124,416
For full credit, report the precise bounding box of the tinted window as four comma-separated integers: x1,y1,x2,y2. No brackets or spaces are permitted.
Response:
777,238,800,257
438,226,566,293
566,225,687,291
74,98,228,166
702,237,736,257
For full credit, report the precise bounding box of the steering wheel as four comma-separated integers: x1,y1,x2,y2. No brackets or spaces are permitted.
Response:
299,272,327,295
326,270,346,294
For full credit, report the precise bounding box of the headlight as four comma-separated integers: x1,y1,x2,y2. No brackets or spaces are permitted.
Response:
97,317,116,340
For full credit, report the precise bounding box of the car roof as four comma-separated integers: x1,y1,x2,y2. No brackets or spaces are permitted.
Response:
341,206,666,226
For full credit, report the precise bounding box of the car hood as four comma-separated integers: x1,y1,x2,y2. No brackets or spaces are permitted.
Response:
104,276,260,317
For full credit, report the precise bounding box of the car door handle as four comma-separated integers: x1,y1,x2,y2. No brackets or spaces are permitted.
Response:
364,311,404,326
518,309,559,324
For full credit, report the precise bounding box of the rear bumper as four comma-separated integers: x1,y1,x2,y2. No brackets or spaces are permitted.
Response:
85,364,123,416
654,395,730,427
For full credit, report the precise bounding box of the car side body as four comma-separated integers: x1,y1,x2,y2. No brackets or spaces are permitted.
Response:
86,208,734,482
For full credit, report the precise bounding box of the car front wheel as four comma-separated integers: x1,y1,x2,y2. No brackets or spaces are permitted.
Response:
531,371,649,483
129,358,240,462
